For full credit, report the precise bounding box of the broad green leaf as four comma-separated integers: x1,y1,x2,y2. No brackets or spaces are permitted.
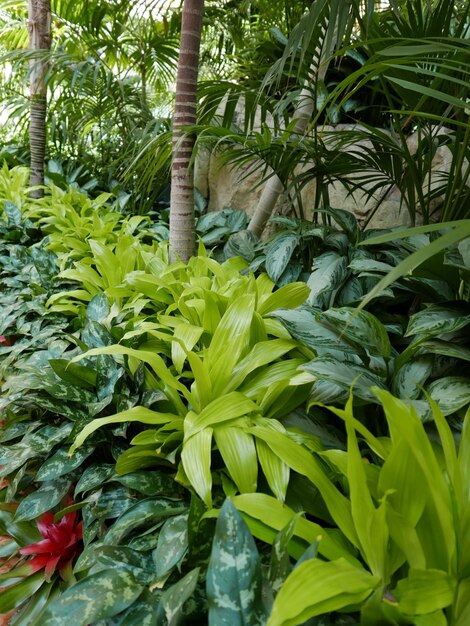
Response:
0,572,45,613
265,232,299,283
36,445,94,481
93,546,156,584
103,498,187,545
161,568,200,626
426,377,470,415
115,471,182,496
49,359,96,390
207,294,255,394
307,252,348,306
248,428,358,548
181,428,213,507
268,514,301,593
267,558,378,626
406,304,470,337
272,308,357,355
301,357,387,403
343,396,388,579
14,477,71,522
41,569,143,626
359,227,470,310
257,282,309,316
391,356,433,400
207,499,267,626
184,392,258,438
214,427,258,493
394,569,456,615
74,464,116,495
322,308,391,358
153,514,188,578
256,438,289,502
70,407,179,454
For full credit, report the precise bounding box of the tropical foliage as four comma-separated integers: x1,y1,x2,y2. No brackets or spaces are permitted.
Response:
1,0,470,624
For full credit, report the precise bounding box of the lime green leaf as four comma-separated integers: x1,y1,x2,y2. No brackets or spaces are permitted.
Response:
256,439,290,502
70,407,179,454
184,392,258,438
181,429,213,507
267,558,378,626
214,427,258,493
257,282,309,315
394,569,456,615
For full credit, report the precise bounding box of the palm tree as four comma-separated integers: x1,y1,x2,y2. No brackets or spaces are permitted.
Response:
28,0,51,197
169,0,205,262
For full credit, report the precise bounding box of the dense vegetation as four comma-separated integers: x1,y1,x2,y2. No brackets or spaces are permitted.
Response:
1,1,470,625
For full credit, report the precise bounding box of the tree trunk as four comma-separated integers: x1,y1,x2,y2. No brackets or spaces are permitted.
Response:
247,23,335,237
28,0,51,198
169,0,205,262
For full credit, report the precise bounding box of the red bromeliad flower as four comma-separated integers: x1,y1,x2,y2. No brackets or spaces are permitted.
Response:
19,510,83,580
0,336,14,347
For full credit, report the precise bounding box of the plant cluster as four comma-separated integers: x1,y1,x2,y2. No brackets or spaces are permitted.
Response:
0,170,469,625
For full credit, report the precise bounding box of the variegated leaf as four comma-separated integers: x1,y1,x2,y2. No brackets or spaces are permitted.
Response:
153,513,189,578
36,445,95,481
14,477,72,522
406,304,470,337
41,569,143,626
207,499,267,625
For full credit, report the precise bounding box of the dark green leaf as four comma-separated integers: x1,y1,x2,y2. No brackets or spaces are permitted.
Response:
41,569,143,626
153,513,188,578
14,477,72,522
36,445,95,482
207,499,267,625
265,232,299,283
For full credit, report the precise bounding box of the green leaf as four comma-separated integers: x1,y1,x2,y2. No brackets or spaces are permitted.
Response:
74,463,116,495
86,293,109,322
41,569,143,626
394,569,456,615
256,438,290,502
257,282,309,316
103,498,187,545
392,356,434,400
207,499,267,626
267,558,378,626
322,308,391,357
181,428,213,507
426,377,470,415
185,393,258,438
265,232,299,283
214,427,258,493
153,514,188,578
301,357,387,403
93,547,156,585
49,359,97,390
14,478,71,522
70,406,179,454
0,572,45,613
307,252,348,306
36,445,95,481
406,304,470,337
115,471,182,496
268,514,301,593
161,568,200,626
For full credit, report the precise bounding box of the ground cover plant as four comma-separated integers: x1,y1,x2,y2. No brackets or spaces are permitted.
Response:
0,167,469,624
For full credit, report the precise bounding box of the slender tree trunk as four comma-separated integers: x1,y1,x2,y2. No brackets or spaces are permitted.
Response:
169,0,205,262
28,0,51,198
247,23,335,237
